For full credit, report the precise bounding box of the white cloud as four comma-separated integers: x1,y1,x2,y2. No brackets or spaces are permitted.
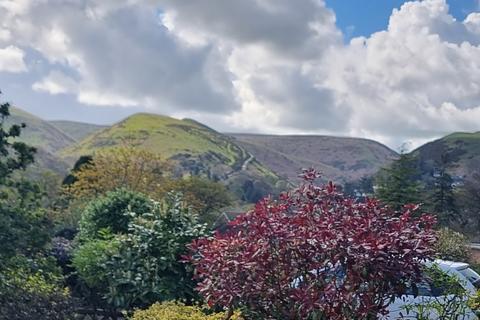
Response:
0,0,479,149
33,70,77,95
0,45,27,73
317,0,480,147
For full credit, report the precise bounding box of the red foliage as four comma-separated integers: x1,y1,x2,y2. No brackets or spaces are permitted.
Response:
188,169,437,319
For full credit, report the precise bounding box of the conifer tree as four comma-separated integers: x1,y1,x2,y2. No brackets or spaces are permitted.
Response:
376,151,422,211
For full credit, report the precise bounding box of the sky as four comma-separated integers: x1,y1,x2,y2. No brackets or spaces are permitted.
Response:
1,0,480,150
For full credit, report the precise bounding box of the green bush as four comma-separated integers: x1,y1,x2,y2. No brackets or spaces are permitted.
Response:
435,228,471,262
131,301,242,320
78,188,152,240
72,235,120,289
103,193,207,309
0,256,76,320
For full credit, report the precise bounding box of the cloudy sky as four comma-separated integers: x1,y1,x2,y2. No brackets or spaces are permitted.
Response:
1,0,480,150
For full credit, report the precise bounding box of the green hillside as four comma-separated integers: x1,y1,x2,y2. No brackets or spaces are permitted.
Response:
7,107,73,175
8,107,76,154
62,113,284,202
230,134,398,184
49,120,107,141
412,131,480,179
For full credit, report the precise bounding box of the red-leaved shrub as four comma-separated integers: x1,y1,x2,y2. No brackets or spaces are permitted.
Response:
188,169,437,320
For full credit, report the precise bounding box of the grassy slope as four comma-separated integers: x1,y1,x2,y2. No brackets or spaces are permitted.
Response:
230,134,398,184
63,113,247,164
6,107,73,174
61,113,280,183
9,107,76,153
412,131,480,178
49,120,108,141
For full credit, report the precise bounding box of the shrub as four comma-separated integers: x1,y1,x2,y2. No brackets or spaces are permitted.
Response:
434,227,471,262
131,301,243,320
72,236,120,289
0,257,76,320
468,290,480,313
78,188,152,240
188,169,437,320
77,193,207,310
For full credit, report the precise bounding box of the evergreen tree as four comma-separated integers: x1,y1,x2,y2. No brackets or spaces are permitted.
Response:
0,93,48,262
375,152,422,211
428,164,457,225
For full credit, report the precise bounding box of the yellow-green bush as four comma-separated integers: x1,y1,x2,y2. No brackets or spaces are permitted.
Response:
131,301,242,320
468,290,480,312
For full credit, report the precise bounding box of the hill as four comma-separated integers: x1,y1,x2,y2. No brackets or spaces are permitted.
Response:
9,107,76,154
7,108,73,175
412,131,480,181
230,134,398,184
62,113,285,202
49,120,107,141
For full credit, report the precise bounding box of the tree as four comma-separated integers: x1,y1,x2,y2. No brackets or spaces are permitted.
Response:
0,94,50,262
171,177,232,225
77,188,152,241
66,148,232,226
458,163,480,233
0,96,36,183
65,146,172,199
428,167,457,225
0,92,74,317
188,169,437,320
376,152,423,211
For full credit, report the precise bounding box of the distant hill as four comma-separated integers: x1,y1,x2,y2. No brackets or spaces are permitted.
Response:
49,120,107,141
7,108,73,175
412,132,480,181
9,108,76,154
230,134,398,184
62,113,285,202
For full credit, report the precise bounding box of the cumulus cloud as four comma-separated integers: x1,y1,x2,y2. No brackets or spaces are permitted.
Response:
319,0,480,147
0,45,27,72
0,0,479,149
1,0,237,113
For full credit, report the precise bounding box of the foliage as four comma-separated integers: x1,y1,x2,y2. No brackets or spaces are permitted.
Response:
426,157,458,225
66,148,232,226
171,176,233,225
65,146,171,199
0,256,76,320
78,188,152,241
131,301,243,320
401,264,470,320
0,96,36,183
434,228,471,262
468,290,480,313
72,236,120,289
0,94,51,262
458,164,480,232
376,152,423,211
102,193,207,309
188,169,437,320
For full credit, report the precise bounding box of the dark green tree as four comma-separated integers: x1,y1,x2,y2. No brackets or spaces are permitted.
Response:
0,93,50,262
375,152,422,211
0,93,75,318
458,162,480,232
428,167,457,225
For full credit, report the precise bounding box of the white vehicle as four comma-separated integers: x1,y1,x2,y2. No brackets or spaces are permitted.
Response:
383,260,480,320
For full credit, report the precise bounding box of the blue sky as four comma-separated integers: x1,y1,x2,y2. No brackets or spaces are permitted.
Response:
326,0,479,40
